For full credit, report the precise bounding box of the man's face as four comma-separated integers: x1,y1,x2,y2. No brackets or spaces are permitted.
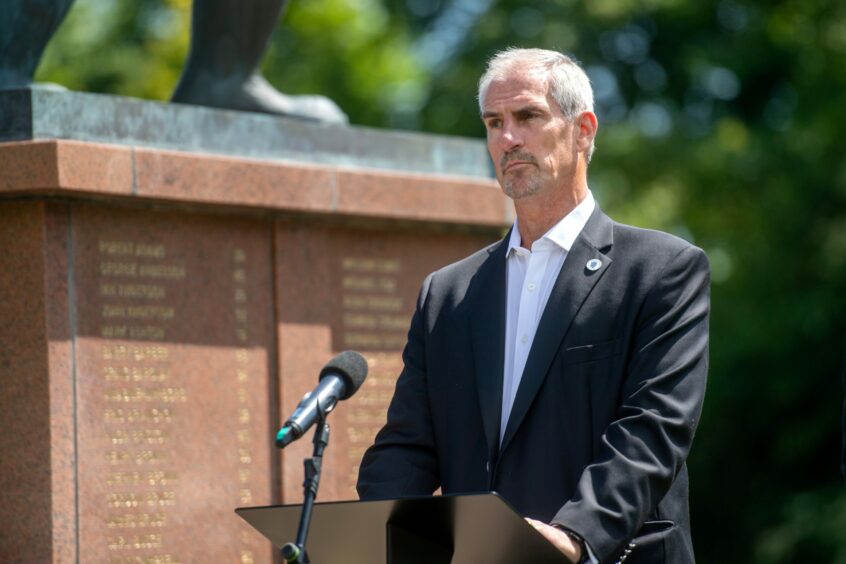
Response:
481,69,578,200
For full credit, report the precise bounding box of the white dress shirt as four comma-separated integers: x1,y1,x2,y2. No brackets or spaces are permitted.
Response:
501,190,597,562
501,190,596,439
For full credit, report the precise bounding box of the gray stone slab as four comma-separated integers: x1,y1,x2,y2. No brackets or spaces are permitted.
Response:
0,88,494,178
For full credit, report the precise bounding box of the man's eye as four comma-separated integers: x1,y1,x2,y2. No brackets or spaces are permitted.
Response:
487,120,502,129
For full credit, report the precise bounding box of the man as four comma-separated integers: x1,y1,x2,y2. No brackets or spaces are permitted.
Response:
357,48,710,564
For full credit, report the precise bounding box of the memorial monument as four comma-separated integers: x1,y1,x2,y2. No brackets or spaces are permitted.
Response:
0,86,510,562
1,4,511,559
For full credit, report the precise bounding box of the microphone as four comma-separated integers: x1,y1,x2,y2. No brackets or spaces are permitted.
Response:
275,350,368,448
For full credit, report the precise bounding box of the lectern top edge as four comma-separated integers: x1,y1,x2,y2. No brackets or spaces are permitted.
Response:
237,492,568,564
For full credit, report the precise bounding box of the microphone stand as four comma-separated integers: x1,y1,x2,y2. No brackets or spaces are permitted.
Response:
280,413,330,564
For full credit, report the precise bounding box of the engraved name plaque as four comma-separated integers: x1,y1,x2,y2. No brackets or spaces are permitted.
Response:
275,223,495,502
73,206,275,564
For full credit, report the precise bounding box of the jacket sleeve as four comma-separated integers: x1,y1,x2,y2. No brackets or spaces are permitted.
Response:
551,245,711,561
356,273,440,499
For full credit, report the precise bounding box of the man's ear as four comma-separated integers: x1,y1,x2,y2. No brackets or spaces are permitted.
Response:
575,111,598,152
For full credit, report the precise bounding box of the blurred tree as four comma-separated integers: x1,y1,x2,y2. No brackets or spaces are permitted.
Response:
33,0,846,561
35,0,190,99
34,0,425,125
263,0,426,128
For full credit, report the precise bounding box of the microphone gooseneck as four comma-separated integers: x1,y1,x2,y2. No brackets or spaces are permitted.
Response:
275,351,368,448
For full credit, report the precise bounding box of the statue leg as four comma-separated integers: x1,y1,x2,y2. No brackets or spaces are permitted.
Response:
0,0,75,89
171,0,347,124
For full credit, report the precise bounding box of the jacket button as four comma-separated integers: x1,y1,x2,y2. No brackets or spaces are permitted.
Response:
486,461,491,472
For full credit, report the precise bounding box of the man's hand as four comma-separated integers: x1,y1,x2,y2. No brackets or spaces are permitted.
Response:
525,518,583,563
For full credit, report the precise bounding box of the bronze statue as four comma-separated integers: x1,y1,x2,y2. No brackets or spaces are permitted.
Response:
0,0,348,123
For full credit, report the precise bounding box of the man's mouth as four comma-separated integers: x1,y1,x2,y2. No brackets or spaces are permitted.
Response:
501,151,536,173
504,161,532,173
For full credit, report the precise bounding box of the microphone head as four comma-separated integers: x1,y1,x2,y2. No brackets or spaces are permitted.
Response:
319,350,368,400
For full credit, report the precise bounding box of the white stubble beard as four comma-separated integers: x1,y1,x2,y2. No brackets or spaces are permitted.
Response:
502,166,543,200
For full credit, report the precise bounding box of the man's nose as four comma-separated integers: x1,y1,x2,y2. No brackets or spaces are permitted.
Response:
499,121,523,151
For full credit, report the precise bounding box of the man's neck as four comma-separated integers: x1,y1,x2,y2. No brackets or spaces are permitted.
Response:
514,185,587,250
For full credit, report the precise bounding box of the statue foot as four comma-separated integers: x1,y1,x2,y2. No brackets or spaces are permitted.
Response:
171,72,348,125
29,82,68,92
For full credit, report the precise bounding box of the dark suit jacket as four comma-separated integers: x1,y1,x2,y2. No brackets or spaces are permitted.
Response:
357,206,710,563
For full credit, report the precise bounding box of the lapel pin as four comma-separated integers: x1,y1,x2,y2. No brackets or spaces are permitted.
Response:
586,258,602,271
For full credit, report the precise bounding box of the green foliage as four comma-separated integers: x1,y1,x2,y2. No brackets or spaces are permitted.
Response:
265,0,426,127
35,0,425,125
33,0,846,561
35,0,189,100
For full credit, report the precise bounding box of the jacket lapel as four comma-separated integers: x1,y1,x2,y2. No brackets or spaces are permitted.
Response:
470,232,509,463
499,207,615,454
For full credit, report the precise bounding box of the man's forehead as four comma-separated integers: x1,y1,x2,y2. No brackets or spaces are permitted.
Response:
482,71,551,112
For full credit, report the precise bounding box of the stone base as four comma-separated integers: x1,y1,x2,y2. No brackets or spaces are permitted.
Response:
0,91,509,562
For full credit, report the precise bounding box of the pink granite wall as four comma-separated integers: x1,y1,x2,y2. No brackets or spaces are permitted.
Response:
274,222,496,503
0,202,77,563
0,139,507,562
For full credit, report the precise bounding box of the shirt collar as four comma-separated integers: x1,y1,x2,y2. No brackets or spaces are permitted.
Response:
507,190,596,256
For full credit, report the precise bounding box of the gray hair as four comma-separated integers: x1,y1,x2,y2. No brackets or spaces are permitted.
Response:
478,48,596,161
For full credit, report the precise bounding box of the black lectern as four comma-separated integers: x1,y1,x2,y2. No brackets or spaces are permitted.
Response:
236,492,569,563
